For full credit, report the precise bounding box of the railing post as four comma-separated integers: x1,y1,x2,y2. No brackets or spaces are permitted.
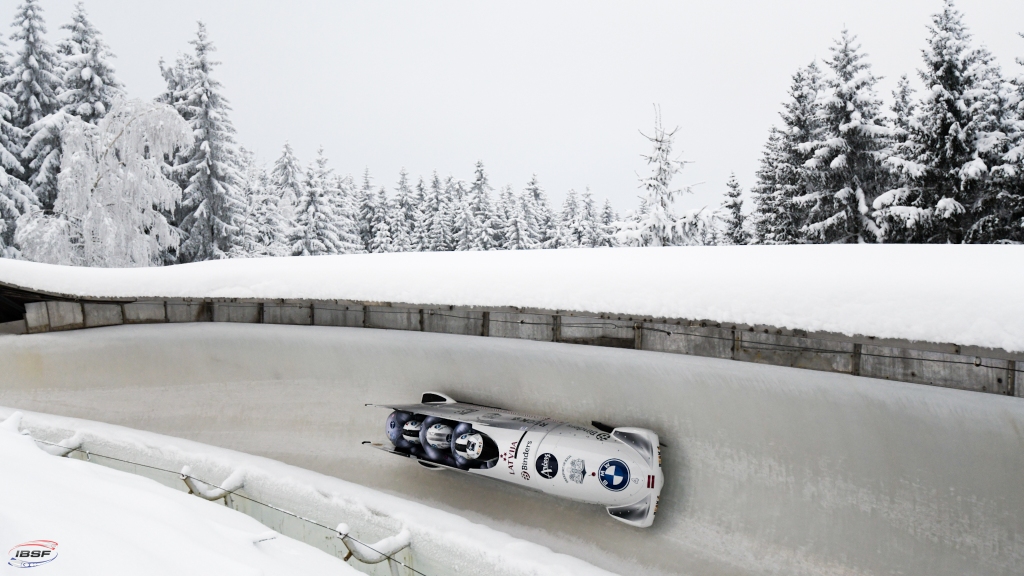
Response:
1008,360,1017,397
633,322,643,350
481,311,490,337
731,330,741,360
851,343,862,376
552,315,561,342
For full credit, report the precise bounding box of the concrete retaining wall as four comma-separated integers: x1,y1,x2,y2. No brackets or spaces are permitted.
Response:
11,298,1023,398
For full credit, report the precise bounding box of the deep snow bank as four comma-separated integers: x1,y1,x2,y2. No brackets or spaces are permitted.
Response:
0,412,359,576
1,245,1021,351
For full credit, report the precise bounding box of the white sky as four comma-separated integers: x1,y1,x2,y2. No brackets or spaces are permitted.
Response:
10,0,1024,212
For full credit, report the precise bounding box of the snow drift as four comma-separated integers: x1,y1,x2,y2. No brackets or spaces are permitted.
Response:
1,245,1021,351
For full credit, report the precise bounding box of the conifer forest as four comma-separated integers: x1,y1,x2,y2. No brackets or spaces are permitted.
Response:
0,0,1023,267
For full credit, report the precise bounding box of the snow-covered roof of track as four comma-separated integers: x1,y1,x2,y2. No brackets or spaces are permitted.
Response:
1,245,1022,352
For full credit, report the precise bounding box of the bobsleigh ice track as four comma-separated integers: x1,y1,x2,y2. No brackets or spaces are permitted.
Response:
1,322,1022,576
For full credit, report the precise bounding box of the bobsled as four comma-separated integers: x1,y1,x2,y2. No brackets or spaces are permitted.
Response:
367,392,663,528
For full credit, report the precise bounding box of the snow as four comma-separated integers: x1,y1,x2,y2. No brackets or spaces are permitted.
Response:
0,412,360,576
0,407,617,576
2,246,1024,351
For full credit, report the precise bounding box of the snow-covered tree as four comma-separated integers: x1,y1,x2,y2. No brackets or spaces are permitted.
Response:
800,30,890,243
579,189,605,247
271,142,302,227
16,100,190,266
460,161,497,250
719,173,750,244
291,148,345,256
232,148,287,257
369,187,395,253
597,199,618,247
57,3,121,124
420,172,450,251
500,186,535,250
878,2,1009,243
0,39,33,257
555,189,585,247
356,168,379,252
393,168,420,249
166,23,244,262
522,175,555,246
7,0,66,210
616,114,703,246
752,63,823,244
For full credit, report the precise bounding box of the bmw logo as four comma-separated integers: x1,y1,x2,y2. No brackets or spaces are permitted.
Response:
598,459,630,492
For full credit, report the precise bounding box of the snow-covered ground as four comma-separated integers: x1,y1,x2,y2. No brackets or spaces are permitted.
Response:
0,412,359,576
0,407,617,576
2,245,1023,351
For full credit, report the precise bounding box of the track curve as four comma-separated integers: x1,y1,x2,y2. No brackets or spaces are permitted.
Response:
1,322,1021,576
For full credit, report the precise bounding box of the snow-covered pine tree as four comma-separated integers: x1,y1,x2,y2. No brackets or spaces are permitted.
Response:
751,63,823,244
232,148,287,257
499,185,531,250
872,75,919,242
597,199,618,247
411,176,429,250
420,172,450,251
492,184,513,250
0,34,34,257
393,168,420,249
555,189,583,247
168,23,244,262
369,187,395,253
57,3,121,123
522,175,555,247
330,173,362,253
616,113,702,247
7,0,66,210
719,173,750,244
356,169,379,252
291,148,343,256
271,142,302,228
16,100,190,266
464,161,497,249
800,30,890,243
578,189,604,248
877,1,1006,243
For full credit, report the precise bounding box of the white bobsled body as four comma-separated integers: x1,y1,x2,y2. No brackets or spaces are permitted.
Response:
371,392,663,528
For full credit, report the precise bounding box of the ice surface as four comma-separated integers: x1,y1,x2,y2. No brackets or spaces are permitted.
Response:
0,407,618,576
2,245,1022,351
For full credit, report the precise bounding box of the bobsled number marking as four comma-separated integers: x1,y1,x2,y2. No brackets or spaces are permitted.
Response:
599,459,630,492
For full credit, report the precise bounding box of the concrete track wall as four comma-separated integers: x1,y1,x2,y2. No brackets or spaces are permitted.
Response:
1,323,1022,575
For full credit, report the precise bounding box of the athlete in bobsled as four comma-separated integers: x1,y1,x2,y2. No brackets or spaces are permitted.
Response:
372,392,663,528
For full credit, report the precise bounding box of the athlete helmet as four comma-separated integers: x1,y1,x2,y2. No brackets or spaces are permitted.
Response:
454,433,485,460
402,420,423,445
425,423,453,450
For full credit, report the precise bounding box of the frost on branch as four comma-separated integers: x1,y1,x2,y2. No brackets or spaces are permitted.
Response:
16,99,191,267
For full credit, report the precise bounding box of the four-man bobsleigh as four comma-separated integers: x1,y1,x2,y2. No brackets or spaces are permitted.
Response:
367,392,663,528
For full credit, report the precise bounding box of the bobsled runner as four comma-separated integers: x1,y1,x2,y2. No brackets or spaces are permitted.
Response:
366,392,662,528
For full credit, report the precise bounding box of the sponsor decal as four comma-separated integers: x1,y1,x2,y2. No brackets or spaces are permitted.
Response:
595,432,611,442
501,441,519,474
598,459,630,492
519,440,533,479
452,408,476,416
561,455,587,484
535,453,558,479
647,474,655,489
8,541,59,568
480,413,502,420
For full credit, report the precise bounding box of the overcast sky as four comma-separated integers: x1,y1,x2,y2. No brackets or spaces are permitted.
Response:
11,0,1024,212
